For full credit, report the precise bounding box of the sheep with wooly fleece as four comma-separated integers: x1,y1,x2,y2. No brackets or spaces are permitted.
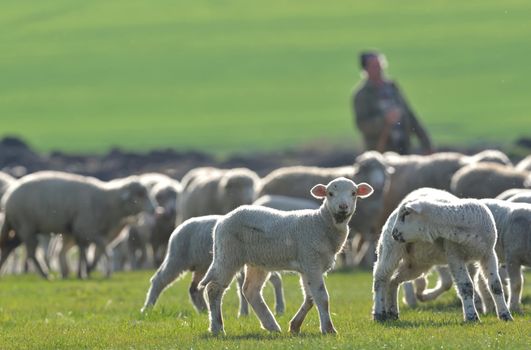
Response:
199,177,374,335
372,187,512,323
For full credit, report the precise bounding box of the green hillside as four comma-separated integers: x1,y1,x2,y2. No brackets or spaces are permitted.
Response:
1,0,530,154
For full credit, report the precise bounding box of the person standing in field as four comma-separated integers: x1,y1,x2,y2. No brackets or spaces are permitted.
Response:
352,51,433,155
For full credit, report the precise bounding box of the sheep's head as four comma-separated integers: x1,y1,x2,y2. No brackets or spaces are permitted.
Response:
311,177,373,224
152,183,179,219
119,179,156,216
218,169,259,213
391,200,431,243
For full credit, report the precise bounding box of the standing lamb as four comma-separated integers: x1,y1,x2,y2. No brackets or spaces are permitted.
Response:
0,171,155,279
178,167,260,223
372,188,512,322
140,215,284,316
141,194,320,317
451,162,531,198
199,177,374,335
404,199,531,313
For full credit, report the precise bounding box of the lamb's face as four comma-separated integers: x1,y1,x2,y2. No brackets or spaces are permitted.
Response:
391,201,428,243
311,177,374,224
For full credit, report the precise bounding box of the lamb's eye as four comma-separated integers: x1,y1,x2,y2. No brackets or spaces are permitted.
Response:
328,192,334,197
400,210,409,222
352,191,357,196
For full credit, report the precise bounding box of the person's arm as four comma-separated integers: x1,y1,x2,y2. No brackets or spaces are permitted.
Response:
394,83,433,154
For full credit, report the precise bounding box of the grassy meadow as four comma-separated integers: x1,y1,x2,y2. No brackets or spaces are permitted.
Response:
1,0,531,154
0,270,530,349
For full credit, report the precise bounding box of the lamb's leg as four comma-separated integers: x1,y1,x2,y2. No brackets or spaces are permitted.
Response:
268,272,285,315
204,263,240,335
386,263,426,321
77,242,89,279
418,266,453,302
402,281,418,308
289,275,313,334
478,254,512,321
506,260,523,314
141,255,186,313
0,239,22,273
372,240,404,321
25,235,49,279
242,266,281,332
446,257,479,322
88,238,112,278
305,271,336,334
59,238,75,279
236,270,249,317
189,271,207,313
472,264,494,314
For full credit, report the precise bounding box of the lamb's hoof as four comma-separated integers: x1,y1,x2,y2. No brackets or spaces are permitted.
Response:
373,312,387,322
465,313,480,322
289,321,302,334
499,312,513,321
210,327,225,336
322,326,337,335
386,311,399,321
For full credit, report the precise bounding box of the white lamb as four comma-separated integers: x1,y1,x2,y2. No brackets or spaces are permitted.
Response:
404,199,531,313
198,177,374,335
372,188,512,322
141,215,285,317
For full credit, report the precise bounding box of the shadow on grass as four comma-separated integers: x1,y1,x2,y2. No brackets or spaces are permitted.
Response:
375,319,460,329
199,331,322,341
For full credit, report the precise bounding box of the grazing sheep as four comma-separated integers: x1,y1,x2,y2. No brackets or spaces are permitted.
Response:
129,173,182,267
380,150,512,227
258,151,392,266
54,173,177,277
0,171,155,279
178,167,260,223
405,199,531,313
199,177,374,335
141,215,285,316
372,188,512,322
451,162,531,199
516,155,531,172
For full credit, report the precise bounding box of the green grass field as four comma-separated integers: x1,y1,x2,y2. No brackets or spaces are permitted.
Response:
1,270,530,349
1,1,531,154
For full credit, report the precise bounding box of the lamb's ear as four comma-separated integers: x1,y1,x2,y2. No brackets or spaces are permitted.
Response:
356,183,374,198
405,201,423,214
310,184,327,199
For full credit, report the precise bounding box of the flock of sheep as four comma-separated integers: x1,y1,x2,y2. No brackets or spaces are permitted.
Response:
0,149,530,335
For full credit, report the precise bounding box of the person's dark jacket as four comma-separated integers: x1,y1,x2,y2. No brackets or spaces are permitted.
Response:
353,79,432,154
